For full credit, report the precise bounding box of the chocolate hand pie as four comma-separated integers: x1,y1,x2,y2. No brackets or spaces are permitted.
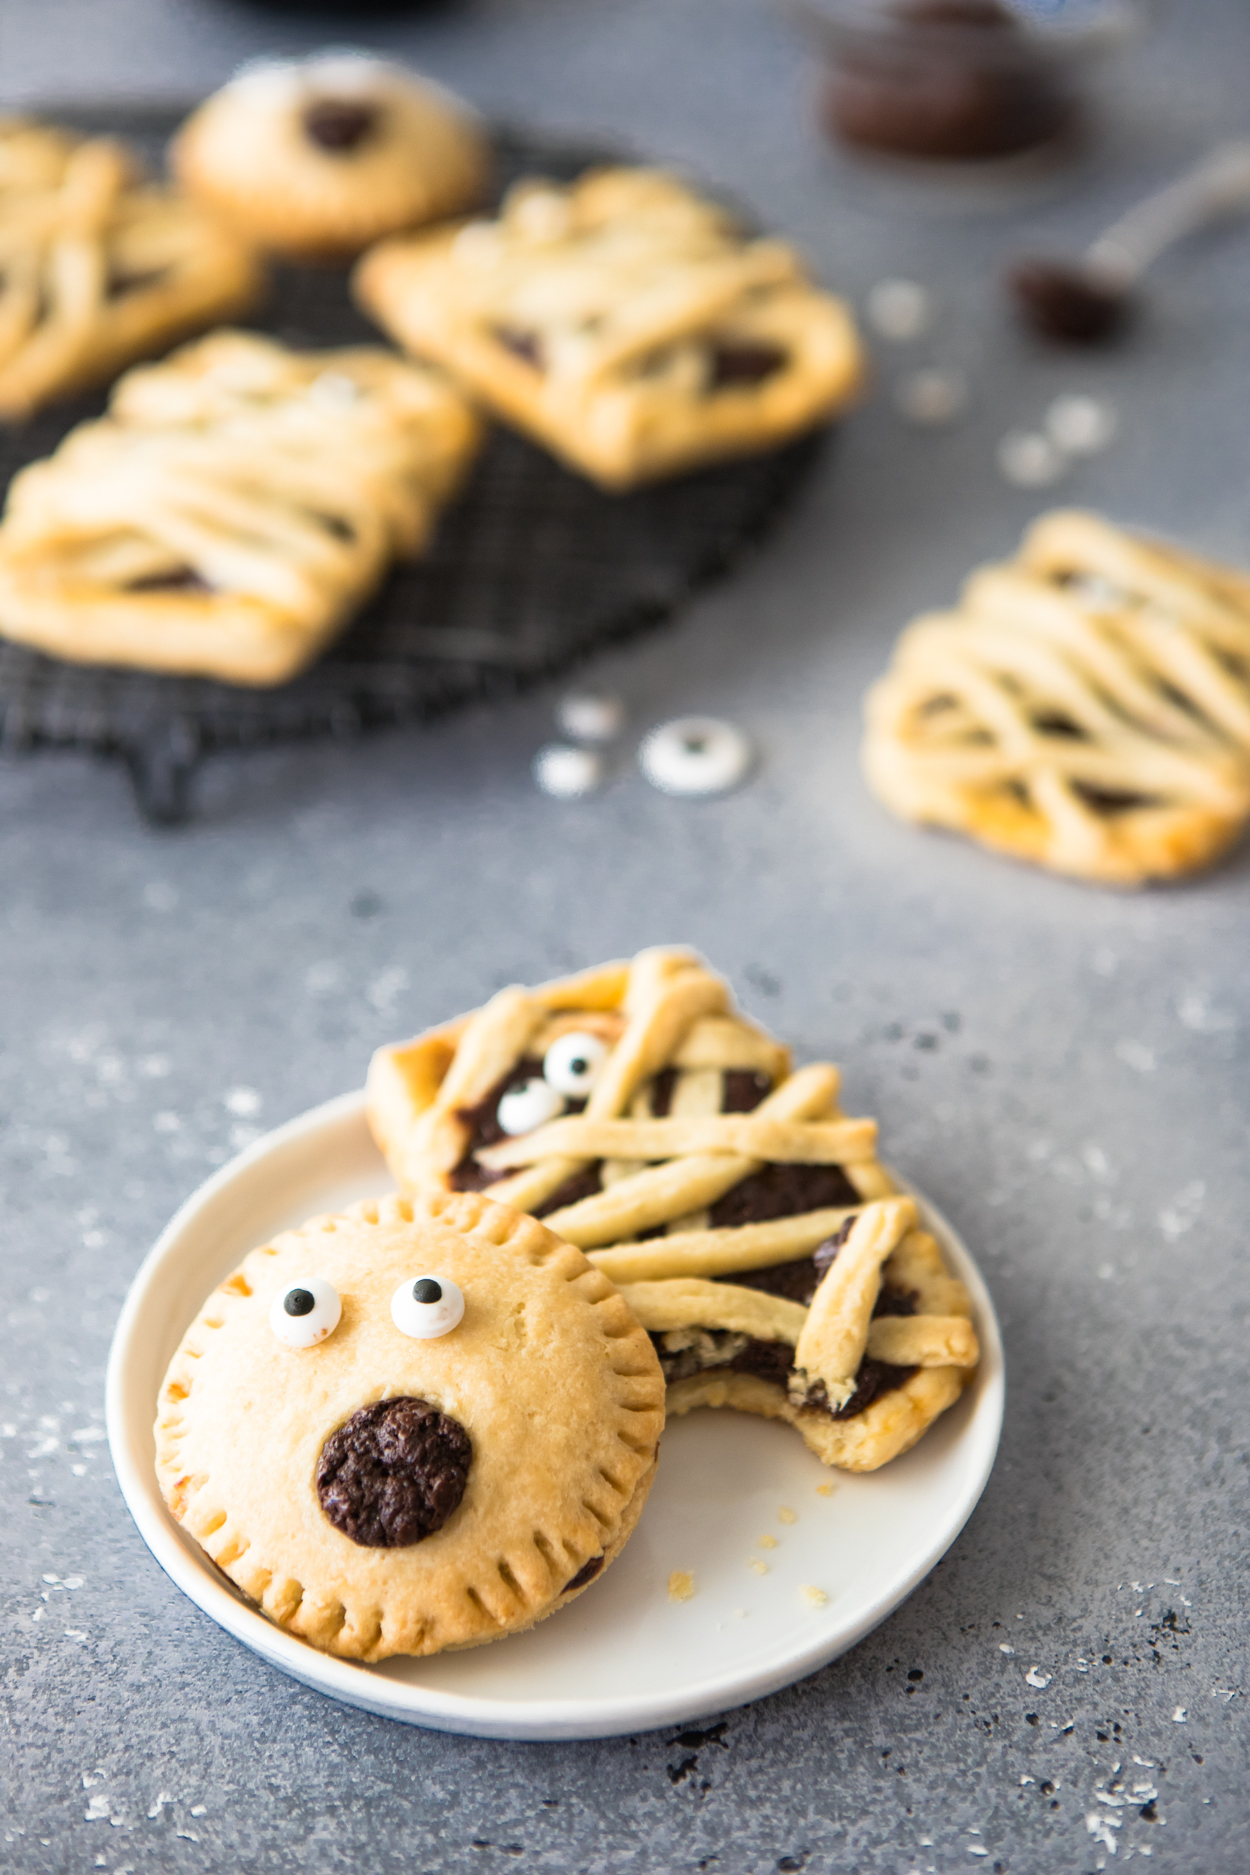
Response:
0,118,261,421
863,509,1250,885
155,1190,664,1661
0,329,479,684
171,53,489,262
367,948,977,1471
353,166,865,489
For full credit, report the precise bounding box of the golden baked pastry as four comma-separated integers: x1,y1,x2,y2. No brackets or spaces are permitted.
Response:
171,53,490,262
367,949,976,1470
0,116,262,420
154,1190,665,1662
863,510,1250,885
354,166,865,489
0,329,480,684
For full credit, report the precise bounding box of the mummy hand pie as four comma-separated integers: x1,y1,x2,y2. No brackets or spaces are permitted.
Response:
354,166,865,489
863,509,1250,886
0,329,479,684
172,54,489,262
366,948,975,1468
0,117,262,421
155,1191,665,1661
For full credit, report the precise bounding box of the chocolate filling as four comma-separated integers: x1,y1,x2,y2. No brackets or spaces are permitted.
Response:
494,325,544,369
533,1164,603,1217
1070,780,1158,816
709,342,787,389
709,1161,861,1228
315,1397,471,1548
303,97,380,153
650,1330,914,1421
450,1056,591,1194
564,1553,605,1592
125,567,213,593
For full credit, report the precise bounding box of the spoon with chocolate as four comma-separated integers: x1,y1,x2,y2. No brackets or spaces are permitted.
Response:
1009,138,1250,344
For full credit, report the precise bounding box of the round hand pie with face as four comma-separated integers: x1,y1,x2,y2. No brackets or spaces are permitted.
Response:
154,1190,665,1662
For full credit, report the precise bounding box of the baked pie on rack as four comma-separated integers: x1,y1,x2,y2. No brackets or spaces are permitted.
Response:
863,509,1250,886
354,167,865,489
0,329,480,684
0,118,261,420
367,948,979,1471
172,54,489,262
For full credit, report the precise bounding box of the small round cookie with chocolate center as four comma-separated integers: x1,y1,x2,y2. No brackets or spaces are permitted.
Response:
171,52,490,262
154,1190,664,1661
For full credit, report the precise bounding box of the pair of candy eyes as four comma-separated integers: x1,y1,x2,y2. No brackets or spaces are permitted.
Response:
497,1030,609,1137
268,1275,464,1349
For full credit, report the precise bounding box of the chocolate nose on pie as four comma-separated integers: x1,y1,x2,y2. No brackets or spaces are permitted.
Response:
315,1397,472,1548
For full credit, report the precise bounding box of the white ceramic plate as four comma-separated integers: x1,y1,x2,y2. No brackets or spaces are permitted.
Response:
107,1091,1004,1741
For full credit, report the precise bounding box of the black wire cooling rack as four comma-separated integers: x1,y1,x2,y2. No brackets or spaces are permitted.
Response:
0,107,827,822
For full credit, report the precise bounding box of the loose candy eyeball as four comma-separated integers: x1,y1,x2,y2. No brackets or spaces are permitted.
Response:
639,716,753,798
497,1076,565,1135
543,1030,609,1098
391,1274,466,1340
269,1275,342,1349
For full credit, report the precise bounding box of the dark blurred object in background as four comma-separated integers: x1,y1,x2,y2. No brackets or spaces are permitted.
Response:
802,0,1138,166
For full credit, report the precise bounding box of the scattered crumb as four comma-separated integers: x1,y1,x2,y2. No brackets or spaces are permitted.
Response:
800,1585,828,1609
732,1607,748,1619
758,1534,778,1550
816,1483,834,1497
748,1560,769,1576
667,1570,695,1603
778,1506,797,1525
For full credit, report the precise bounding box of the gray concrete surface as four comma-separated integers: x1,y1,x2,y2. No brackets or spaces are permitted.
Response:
1,2,1247,1870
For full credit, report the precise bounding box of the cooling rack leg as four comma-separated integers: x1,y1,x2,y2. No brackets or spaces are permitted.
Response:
123,718,202,826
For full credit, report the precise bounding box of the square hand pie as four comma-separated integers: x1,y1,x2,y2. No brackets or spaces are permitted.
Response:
0,329,480,684
365,948,974,1468
863,509,1250,886
354,166,864,489
0,118,262,421
155,1190,665,1662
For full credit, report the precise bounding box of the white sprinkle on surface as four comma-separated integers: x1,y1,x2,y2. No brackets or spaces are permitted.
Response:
1045,393,1118,456
998,429,1066,488
866,278,932,341
896,366,967,426
224,1086,261,1117
1025,1667,1052,1688
533,743,603,799
556,692,625,743
999,1643,1016,1654
1172,1706,1187,1722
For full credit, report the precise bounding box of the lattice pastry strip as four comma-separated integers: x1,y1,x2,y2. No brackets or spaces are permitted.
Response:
354,166,864,490
0,329,480,684
863,508,1250,885
620,1198,979,1472
0,118,262,420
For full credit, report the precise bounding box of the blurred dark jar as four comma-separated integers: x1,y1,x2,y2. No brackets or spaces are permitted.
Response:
813,0,1079,162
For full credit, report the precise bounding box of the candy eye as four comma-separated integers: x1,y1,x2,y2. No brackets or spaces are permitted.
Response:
269,1276,341,1349
542,1030,609,1097
391,1275,466,1340
496,1076,565,1136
